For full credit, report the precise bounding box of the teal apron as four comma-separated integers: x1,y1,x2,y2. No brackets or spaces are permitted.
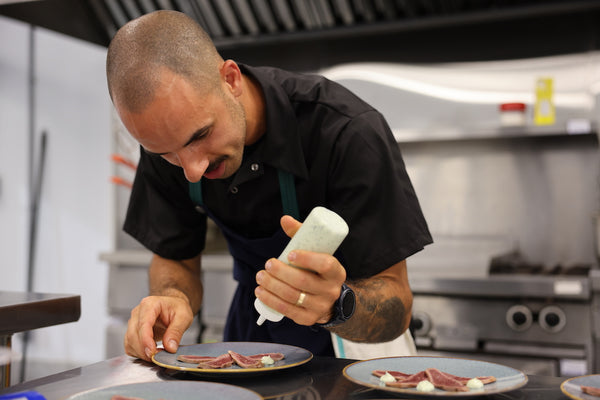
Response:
189,171,334,356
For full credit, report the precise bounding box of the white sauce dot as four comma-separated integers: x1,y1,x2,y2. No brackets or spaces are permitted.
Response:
467,378,484,389
261,356,274,366
416,380,435,392
379,372,396,383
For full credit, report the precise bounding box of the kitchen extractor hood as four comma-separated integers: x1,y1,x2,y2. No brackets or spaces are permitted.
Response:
2,0,600,69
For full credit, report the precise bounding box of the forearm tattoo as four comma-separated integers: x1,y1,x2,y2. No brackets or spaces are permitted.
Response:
333,277,407,342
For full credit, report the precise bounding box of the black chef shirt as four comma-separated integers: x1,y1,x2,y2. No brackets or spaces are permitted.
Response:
123,64,432,280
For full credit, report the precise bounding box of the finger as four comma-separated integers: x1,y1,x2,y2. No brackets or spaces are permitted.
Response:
287,250,347,281
257,261,338,323
137,299,163,359
162,311,193,353
124,304,157,361
280,215,301,238
257,265,322,306
124,309,143,358
255,285,325,326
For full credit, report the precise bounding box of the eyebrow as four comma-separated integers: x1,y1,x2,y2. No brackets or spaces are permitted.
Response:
143,126,211,157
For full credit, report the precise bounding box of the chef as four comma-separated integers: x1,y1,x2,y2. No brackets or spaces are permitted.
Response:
105,10,432,361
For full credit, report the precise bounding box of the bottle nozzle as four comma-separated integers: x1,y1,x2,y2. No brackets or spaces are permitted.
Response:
254,298,284,325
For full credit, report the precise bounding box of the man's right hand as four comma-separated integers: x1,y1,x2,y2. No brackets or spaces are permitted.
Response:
124,294,194,362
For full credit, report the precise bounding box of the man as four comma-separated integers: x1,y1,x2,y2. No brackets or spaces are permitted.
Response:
106,10,432,361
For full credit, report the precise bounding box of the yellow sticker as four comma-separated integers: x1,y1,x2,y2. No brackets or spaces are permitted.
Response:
534,77,555,125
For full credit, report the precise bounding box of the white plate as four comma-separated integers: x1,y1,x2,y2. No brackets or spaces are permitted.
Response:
561,374,600,400
67,381,262,400
152,342,312,376
343,356,528,397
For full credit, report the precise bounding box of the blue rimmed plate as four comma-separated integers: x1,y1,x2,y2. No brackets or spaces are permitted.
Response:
67,381,262,400
152,342,312,377
561,374,600,400
343,356,528,397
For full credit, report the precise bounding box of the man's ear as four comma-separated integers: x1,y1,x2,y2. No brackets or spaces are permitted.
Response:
220,59,242,96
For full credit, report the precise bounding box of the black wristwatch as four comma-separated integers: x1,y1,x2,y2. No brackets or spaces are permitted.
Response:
317,283,356,328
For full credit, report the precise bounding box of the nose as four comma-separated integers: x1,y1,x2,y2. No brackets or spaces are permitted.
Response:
176,150,209,183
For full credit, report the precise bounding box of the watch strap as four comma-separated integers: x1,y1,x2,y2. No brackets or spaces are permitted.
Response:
316,283,355,328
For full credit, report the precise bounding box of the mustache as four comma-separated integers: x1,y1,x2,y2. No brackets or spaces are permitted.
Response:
206,156,227,173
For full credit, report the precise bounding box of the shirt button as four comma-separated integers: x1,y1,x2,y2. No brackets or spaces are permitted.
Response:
250,163,260,172
230,186,239,194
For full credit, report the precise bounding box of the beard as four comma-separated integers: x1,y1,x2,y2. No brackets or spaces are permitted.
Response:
206,89,247,180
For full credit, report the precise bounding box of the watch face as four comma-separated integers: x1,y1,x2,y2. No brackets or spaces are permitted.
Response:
341,290,356,319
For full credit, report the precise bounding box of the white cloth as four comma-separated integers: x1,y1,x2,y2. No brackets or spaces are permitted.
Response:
331,330,417,360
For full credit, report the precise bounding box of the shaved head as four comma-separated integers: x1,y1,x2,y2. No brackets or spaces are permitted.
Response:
106,10,223,112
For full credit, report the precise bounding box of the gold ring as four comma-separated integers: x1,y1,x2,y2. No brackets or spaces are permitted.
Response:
296,292,306,306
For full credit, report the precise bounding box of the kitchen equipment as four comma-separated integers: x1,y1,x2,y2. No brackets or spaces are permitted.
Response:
410,269,600,377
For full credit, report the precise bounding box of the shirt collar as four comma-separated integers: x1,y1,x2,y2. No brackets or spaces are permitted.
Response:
238,64,309,181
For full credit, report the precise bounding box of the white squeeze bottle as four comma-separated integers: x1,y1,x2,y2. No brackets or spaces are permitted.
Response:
255,206,349,325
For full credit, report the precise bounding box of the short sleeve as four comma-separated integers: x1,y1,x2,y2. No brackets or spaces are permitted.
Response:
328,110,432,279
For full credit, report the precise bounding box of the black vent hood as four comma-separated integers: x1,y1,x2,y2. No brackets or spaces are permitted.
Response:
2,0,600,70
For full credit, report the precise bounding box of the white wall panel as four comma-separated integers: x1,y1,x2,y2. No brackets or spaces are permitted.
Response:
0,16,29,293
29,27,113,365
0,15,114,371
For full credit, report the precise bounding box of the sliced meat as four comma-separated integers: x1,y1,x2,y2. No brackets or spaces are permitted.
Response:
582,385,600,396
176,355,216,363
385,370,427,388
372,367,496,391
228,350,263,368
476,376,497,385
372,370,411,379
248,352,285,361
197,353,234,369
177,351,285,369
425,368,469,392
442,371,496,384
111,396,145,400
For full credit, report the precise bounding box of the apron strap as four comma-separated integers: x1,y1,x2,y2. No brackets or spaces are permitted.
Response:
277,170,300,220
189,180,203,206
188,170,300,219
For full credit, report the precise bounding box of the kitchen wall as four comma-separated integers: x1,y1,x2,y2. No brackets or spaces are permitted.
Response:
322,55,600,275
0,15,113,376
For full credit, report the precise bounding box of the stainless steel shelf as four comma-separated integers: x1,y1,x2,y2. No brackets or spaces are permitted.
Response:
395,126,597,144
409,274,592,300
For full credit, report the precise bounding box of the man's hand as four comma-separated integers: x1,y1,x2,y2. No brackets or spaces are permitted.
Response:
254,215,413,343
254,215,347,326
124,294,194,362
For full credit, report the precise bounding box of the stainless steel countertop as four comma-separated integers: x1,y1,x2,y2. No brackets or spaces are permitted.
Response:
0,354,569,400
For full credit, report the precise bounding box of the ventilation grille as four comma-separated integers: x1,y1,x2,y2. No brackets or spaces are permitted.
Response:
86,0,589,44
